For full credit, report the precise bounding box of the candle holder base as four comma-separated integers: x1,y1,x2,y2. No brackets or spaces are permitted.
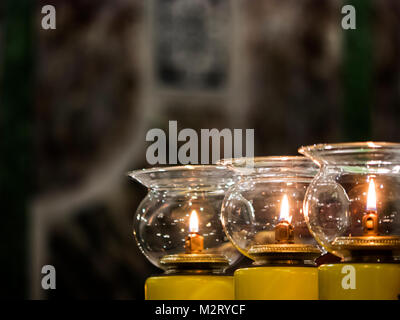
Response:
319,262,400,300
248,244,320,266
145,274,234,300
332,236,400,262
332,235,400,249
160,253,229,274
235,266,318,300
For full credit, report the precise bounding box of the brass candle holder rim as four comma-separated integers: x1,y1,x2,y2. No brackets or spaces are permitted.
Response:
248,244,321,266
332,236,400,250
248,243,321,255
160,253,229,266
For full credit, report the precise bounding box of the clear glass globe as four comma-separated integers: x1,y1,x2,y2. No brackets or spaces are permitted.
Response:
300,142,400,262
219,157,321,263
129,165,241,270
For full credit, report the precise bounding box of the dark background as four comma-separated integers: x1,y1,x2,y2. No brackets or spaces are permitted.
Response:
1,0,400,299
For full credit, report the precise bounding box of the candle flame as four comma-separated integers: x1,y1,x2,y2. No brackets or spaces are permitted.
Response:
189,210,199,233
280,194,292,223
367,178,377,211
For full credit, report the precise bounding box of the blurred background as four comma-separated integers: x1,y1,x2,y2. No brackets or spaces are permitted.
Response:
1,0,400,299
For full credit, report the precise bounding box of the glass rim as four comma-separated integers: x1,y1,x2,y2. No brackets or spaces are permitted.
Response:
218,156,314,167
299,141,400,156
127,164,227,177
218,156,318,177
298,141,400,166
127,164,236,189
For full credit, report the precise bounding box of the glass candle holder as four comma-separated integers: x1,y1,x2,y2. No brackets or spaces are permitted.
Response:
300,142,400,300
219,156,321,300
128,165,241,300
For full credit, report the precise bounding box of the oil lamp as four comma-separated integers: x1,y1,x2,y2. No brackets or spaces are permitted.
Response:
128,165,241,300
219,156,321,300
300,142,400,300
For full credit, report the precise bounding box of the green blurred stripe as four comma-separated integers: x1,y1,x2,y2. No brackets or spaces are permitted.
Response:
342,0,373,141
0,0,34,298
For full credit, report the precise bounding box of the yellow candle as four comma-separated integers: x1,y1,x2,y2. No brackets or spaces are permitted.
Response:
319,263,400,300
235,266,318,300
145,275,234,300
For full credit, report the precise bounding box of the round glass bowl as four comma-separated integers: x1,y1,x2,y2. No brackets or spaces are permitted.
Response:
299,142,400,262
128,165,241,272
219,157,321,265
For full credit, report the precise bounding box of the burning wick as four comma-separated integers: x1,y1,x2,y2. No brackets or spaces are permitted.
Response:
185,210,204,253
363,178,379,236
275,194,294,244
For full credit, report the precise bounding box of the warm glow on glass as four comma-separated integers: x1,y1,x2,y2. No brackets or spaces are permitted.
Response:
189,210,199,233
280,194,292,223
367,178,377,211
